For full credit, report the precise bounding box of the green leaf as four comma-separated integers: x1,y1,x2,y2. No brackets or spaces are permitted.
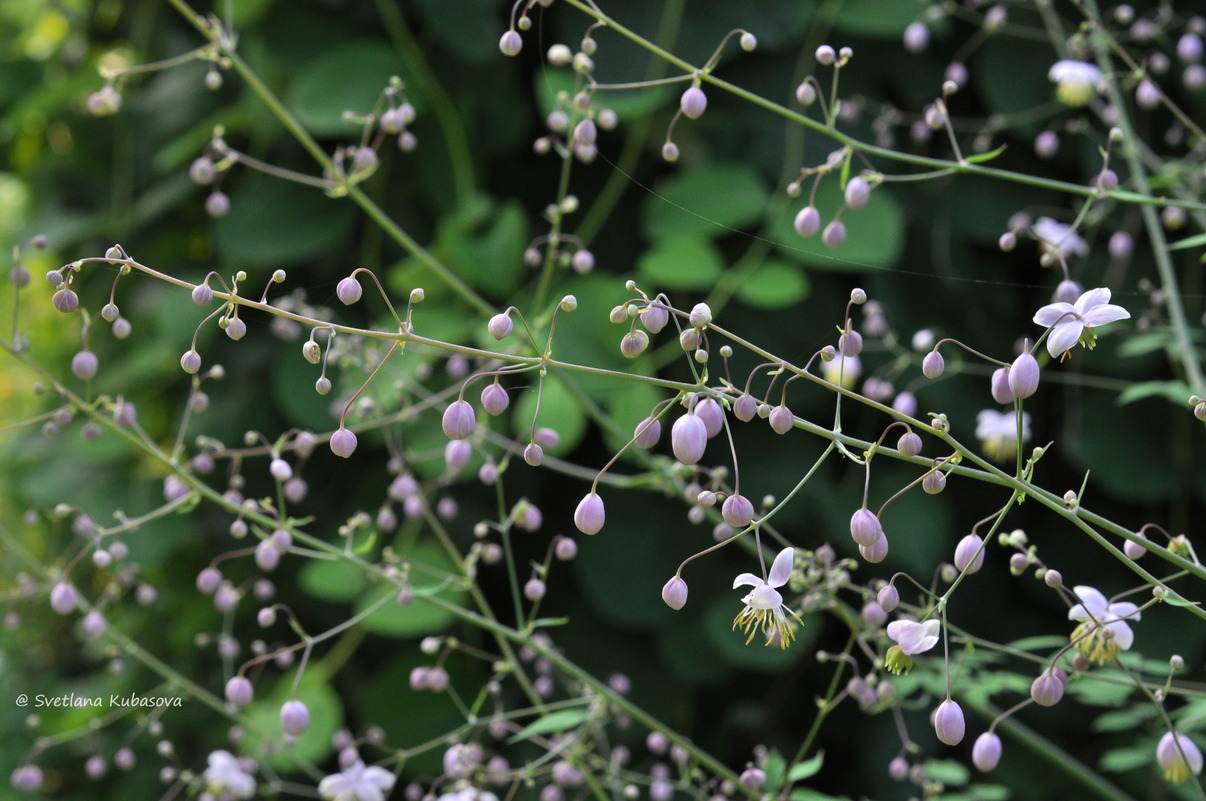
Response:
286,41,405,136
643,163,769,241
923,759,969,786
300,558,370,603
509,708,590,742
964,143,1008,163
1117,380,1194,406
763,750,787,792
1117,331,1172,358
788,751,824,781
833,0,928,37
356,541,468,638
735,260,810,309
214,176,355,268
1099,745,1151,773
636,236,724,290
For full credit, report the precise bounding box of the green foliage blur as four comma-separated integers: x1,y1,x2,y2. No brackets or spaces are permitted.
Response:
2,0,1205,799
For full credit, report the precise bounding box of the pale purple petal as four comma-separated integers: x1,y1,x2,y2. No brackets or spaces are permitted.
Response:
767,547,795,588
1074,287,1113,314
1047,321,1084,357
1109,621,1134,651
1081,303,1130,327
1034,301,1075,327
1070,586,1108,619
1107,601,1140,622
733,572,763,589
747,585,783,610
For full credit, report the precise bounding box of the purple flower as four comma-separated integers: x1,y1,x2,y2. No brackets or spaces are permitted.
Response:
203,750,256,799
1157,732,1204,784
318,759,396,801
887,619,940,655
1033,287,1130,358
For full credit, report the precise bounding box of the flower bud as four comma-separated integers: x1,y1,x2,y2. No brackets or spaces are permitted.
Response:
922,350,944,379
688,302,712,328
822,221,846,248
52,288,79,313
50,582,77,615
991,367,1014,404
336,276,363,305
680,85,707,119
1030,671,1065,706
633,416,661,448
620,330,650,358
860,534,888,563
224,317,247,341
574,492,605,535
954,533,985,573
330,428,357,458
180,350,202,375
571,249,594,274
877,583,899,612
839,329,863,357
661,142,680,162
794,206,821,237
694,396,724,437
923,471,946,494
481,383,510,416
671,413,707,465
972,732,1002,771
845,177,871,209
721,493,755,528
661,576,688,610
72,350,99,380
442,400,477,440
487,313,513,340
1008,351,1040,398
280,699,310,735
734,393,758,422
642,303,669,334
523,442,544,466
897,431,922,457
850,508,883,547
739,32,757,52
933,699,965,745
499,30,523,56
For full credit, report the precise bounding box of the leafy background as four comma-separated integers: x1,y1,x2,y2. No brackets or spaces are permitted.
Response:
1,0,1204,799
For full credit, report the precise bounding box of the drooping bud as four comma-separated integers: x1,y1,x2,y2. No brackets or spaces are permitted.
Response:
280,699,310,735
897,431,923,457
877,583,899,612
734,393,758,422
694,396,724,438
661,576,688,610
1030,671,1065,706
972,732,1002,772
794,206,821,237
574,492,605,535
954,533,985,573
680,85,707,119
442,400,477,440
721,493,755,528
633,416,661,448
336,276,363,305
488,313,513,340
922,350,944,379
991,367,1014,404
933,699,966,745
330,428,358,458
768,404,794,434
481,383,510,416
499,30,523,56
850,508,884,547
671,413,708,465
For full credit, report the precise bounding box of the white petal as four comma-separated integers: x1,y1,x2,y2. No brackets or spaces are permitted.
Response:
767,547,795,588
1110,621,1134,651
1107,601,1140,622
1033,301,1075,326
1075,287,1112,313
1046,321,1084,357
748,585,783,610
733,572,763,590
1081,303,1130,327
1069,586,1107,619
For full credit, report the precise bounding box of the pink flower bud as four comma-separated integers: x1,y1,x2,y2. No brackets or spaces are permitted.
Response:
721,493,755,528
973,732,1002,771
933,699,965,745
336,276,363,305
734,393,758,422
860,534,889,563
72,351,99,380
442,400,477,440
642,303,669,334
487,313,513,340
850,508,883,547
822,221,847,248
991,367,1014,404
1008,351,1040,399
280,699,309,735
845,177,871,209
769,404,794,434
330,428,357,458
499,30,523,56
574,492,605,535
694,396,724,438
50,582,77,615
680,86,707,119
661,576,688,610
922,350,944,379
671,412,707,465
633,416,661,448
794,206,821,237
481,383,510,416
1030,671,1065,706
225,676,253,707
954,533,985,573
877,583,899,612
897,431,922,457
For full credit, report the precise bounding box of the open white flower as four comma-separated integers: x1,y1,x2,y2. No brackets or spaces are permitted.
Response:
1068,585,1140,664
1032,217,1088,263
1048,60,1103,105
887,619,941,655
204,751,256,800
1033,287,1130,358
732,547,803,648
976,409,1030,462
318,760,396,801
